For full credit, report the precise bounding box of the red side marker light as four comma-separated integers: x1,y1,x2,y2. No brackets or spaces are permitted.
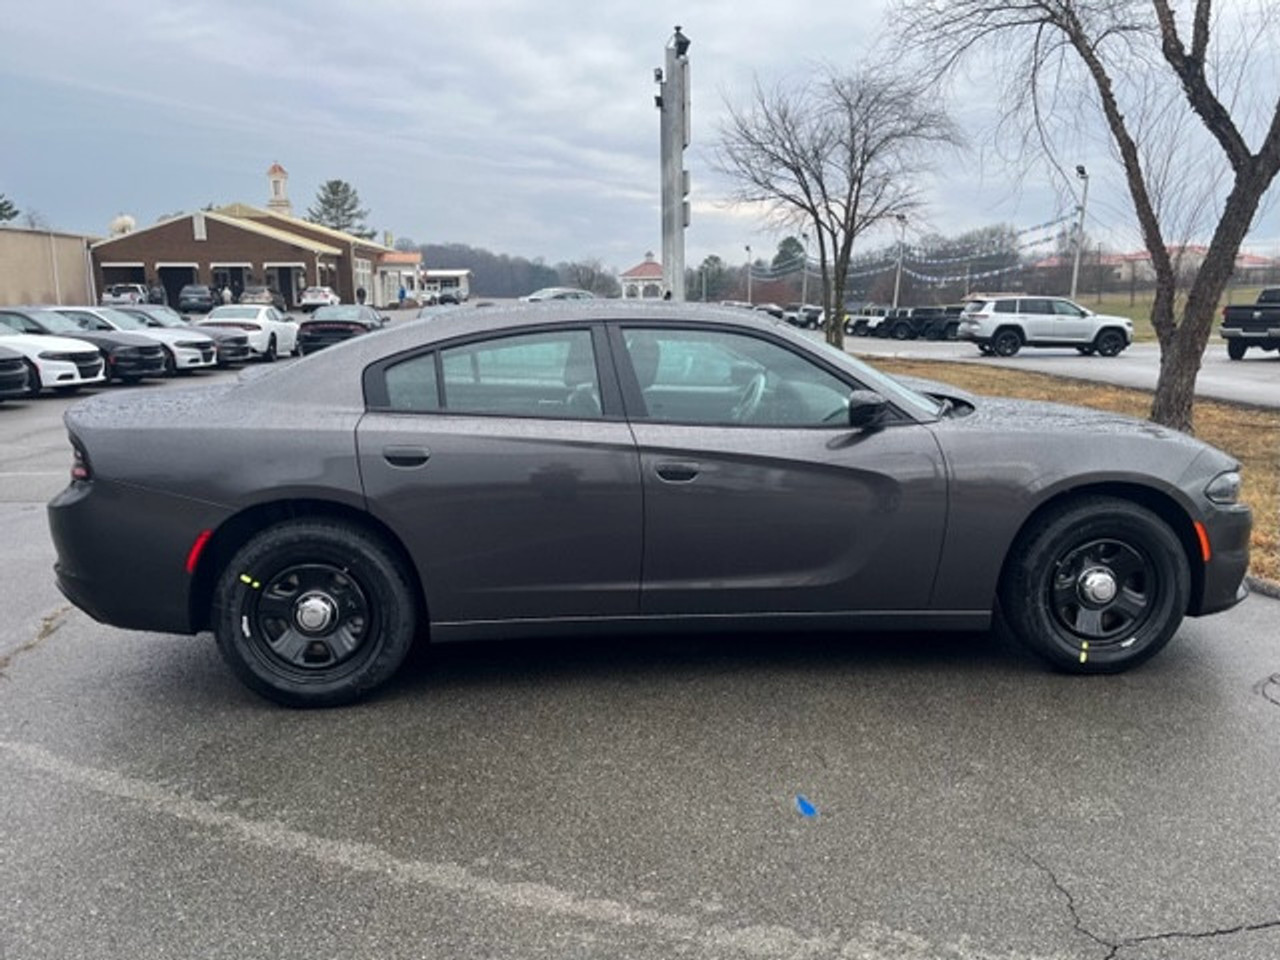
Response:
185,529,213,574
1193,521,1211,563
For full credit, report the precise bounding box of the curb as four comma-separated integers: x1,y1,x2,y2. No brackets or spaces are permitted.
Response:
1247,575,1280,601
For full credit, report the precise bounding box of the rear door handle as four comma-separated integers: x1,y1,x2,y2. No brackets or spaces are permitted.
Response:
655,461,699,483
383,445,430,468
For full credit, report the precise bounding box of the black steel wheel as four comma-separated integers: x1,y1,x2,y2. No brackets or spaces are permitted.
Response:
992,328,1023,357
213,520,417,707
1227,339,1247,361
1094,329,1126,357
999,497,1189,673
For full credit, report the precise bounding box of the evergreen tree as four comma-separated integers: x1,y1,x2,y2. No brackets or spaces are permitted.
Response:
307,180,375,239
0,194,19,223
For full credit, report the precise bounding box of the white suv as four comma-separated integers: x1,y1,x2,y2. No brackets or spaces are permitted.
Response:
958,295,1133,357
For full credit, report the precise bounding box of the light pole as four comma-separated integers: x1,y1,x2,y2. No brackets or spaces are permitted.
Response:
801,232,810,305
655,26,691,301
745,244,752,304
1069,164,1090,300
892,214,907,308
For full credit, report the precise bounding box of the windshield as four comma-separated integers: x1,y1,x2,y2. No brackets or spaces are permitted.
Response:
312,306,364,321
96,307,149,331
32,311,85,335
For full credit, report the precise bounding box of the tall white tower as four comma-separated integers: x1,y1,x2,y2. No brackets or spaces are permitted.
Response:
266,162,292,216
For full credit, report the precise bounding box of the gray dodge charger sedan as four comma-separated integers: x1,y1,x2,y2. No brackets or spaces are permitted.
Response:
48,303,1252,706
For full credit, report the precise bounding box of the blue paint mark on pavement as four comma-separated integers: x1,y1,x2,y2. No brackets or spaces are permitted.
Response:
795,794,817,818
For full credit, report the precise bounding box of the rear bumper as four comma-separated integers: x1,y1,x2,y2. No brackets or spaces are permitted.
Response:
48,478,230,634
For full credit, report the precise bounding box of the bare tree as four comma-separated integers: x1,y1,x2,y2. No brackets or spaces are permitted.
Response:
715,70,960,346
894,0,1280,432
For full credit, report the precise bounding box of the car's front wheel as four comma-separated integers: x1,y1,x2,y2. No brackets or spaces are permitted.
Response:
212,520,417,707
1094,329,1127,357
999,497,1189,673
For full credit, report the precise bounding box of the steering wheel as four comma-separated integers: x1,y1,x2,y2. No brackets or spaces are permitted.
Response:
730,372,767,423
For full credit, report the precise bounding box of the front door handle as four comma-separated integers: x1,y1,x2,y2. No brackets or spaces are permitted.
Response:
383,445,430,468
655,461,699,483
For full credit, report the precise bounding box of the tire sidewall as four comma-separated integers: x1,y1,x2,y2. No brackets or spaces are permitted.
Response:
213,521,415,706
1001,499,1189,672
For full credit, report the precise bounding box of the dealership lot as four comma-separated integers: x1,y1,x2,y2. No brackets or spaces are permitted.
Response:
3,353,1280,959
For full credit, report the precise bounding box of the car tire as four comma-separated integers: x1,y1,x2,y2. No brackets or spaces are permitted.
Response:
992,328,1023,357
977,344,994,356
944,322,959,341
999,496,1189,674
212,519,418,707
1076,346,1096,356
1094,329,1126,357
1226,339,1247,361
22,359,42,398
162,349,177,376
264,335,277,363
890,322,913,340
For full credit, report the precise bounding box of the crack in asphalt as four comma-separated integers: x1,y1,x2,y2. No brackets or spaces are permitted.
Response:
1258,674,1280,708
0,606,70,679
1022,849,1280,958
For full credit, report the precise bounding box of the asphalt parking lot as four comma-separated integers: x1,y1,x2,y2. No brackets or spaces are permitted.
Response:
2,349,1279,959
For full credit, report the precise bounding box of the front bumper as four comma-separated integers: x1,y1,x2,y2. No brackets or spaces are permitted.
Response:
170,342,218,370
109,350,168,380
1190,503,1253,616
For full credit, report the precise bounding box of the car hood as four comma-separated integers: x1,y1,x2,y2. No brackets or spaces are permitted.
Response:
128,327,217,345
0,332,100,355
951,393,1207,451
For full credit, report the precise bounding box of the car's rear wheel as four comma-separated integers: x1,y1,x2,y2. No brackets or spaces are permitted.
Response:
213,520,417,707
1227,339,1247,361
992,328,1023,357
999,497,1189,673
1094,329,1126,357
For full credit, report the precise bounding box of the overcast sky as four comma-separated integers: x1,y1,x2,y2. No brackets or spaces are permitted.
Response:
2,0,1277,273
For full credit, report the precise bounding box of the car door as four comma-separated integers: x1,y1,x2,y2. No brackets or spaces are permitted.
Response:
1017,298,1057,341
611,324,948,616
356,324,643,625
1048,298,1093,342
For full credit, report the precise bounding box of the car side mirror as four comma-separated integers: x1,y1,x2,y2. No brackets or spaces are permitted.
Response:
847,390,889,430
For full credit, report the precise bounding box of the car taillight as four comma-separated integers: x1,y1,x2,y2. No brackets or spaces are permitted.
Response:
71,443,91,482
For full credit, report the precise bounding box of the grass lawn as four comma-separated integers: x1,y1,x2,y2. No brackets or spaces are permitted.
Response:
871,357,1279,584
1072,284,1268,342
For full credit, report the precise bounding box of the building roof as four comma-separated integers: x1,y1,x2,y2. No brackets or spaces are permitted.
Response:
267,162,287,176
90,210,342,256
380,251,422,265
621,253,663,279
215,202,393,253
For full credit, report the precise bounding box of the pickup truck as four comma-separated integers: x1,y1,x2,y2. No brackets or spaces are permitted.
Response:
1221,288,1280,360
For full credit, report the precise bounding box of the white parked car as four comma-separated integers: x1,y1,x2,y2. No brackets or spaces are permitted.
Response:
57,306,218,374
0,326,106,394
197,305,299,361
519,287,596,302
958,295,1133,357
299,286,341,312
100,283,149,306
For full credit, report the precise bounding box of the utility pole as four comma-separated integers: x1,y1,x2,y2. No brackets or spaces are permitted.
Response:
1069,164,1090,300
892,215,907,308
745,244,752,303
801,232,810,305
655,26,691,301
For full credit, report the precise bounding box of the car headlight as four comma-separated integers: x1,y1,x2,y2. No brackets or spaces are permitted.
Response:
1205,470,1242,505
